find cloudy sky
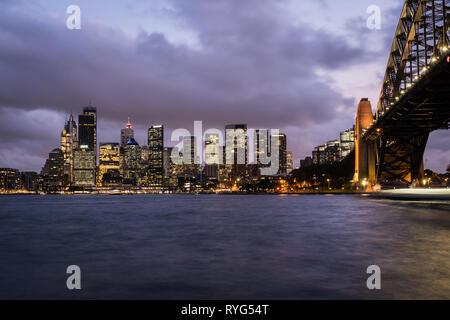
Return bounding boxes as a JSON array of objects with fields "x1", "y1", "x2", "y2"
[{"x1": 0, "y1": 0, "x2": 449, "y2": 172}]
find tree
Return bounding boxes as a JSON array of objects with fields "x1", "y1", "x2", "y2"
[{"x1": 447, "y1": 164, "x2": 450, "y2": 173}]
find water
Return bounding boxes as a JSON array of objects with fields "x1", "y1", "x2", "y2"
[{"x1": 0, "y1": 194, "x2": 449, "y2": 299}]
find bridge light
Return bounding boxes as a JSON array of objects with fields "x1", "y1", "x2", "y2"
[
  {"x1": 431, "y1": 56, "x2": 437, "y2": 63},
  {"x1": 414, "y1": 75, "x2": 419, "y2": 81},
  {"x1": 395, "y1": 96, "x2": 399, "y2": 101},
  {"x1": 442, "y1": 46, "x2": 448, "y2": 52},
  {"x1": 406, "y1": 83, "x2": 412, "y2": 88},
  {"x1": 400, "y1": 90, "x2": 405, "y2": 94}
]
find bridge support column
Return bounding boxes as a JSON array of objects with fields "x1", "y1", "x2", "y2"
[
  {"x1": 354, "y1": 98, "x2": 375, "y2": 188},
  {"x1": 368, "y1": 141, "x2": 377, "y2": 185}
]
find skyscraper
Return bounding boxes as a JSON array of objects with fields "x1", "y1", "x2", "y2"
[
  {"x1": 98, "y1": 143, "x2": 120, "y2": 186},
  {"x1": 120, "y1": 117, "x2": 134, "y2": 148},
  {"x1": 78, "y1": 106, "x2": 97, "y2": 151},
  {"x1": 148, "y1": 125, "x2": 164, "y2": 186},
  {"x1": 225, "y1": 124, "x2": 247, "y2": 178},
  {"x1": 255, "y1": 129, "x2": 270, "y2": 169},
  {"x1": 287, "y1": 151, "x2": 293, "y2": 174},
  {"x1": 122, "y1": 138, "x2": 140, "y2": 185},
  {"x1": 42, "y1": 148, "x2": 65, "y2": 190},
  {"x1": 75, "y1": 106, "x2": 97, "y2": 187},
  {"x1": 73, "y1": 146, "x2": 96, "y2": 187},
  {"x1": 205, "y1": 133, "x2": 220, "y2": 178},
  {"x1": 272, "y1": 133, "x2": 287, "y2": 175},
  {"x1": 60, "y1": 114, "x2": 77, "y2": 185}
]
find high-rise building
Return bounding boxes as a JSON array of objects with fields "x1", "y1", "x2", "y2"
[
  {"x1": 122, "y1": 138, "x2": 140, "y2": 185},
  {"x1": 163, "y1": 147, "x2": 181, "y2": 188},
  {"x1": 255, "y1": 129, "x2": 270, "y2": 166},
  {"x1": 148, "y1": 125, "x2": 164, "y2": 186},
  {"x1": 183, "y1": 136, "x2": 197, "y2": 165},
  {"x1": 182, "y1": 136, "x2": 200, "y2": 177},
  {"x1": 205, "y1": 133, "x2": 220, "y2": 179},
  {"x1": 60, "y1": 114, "x2": 77, "y2": 185},
  {"x1": 0, "y1": 168, "x2": 21, "y2": 191},
  {"x1": 325, "y1": 140, "x2": 340, "y2": 163},
  {"x1": 225, "y1": 124, "x2": 247, "y2": 178},
  {"x1": 287, "y1": 151, "x2": 293, "y2": 174},
  {"x1": 98, "y1": 143, "x2": 120, "y2": 186},
  {"x1": 120, "y1": 117, "x2": 134, "y2": 148},
  {"x1": 21, "y1": 172, "x2": 39, "y2": 191},
  {"x1": 73, "y1": 146, "x2": 96, "y2": 187},
  {"x1": 272, "y1": 133, "x2": 287, "y2": 175},
  {"x1": 78, "y1": 106, "x2": 97, "y2": 151},
  {"x1": 340, "y1": 126, "x2": 355, "y2": 159},
  {"x1": 42, "y1": 148, "x2": 65, "y2": 189}
]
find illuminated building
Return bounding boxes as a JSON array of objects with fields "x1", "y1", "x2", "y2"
[
  {"x1": 42, "y1": 148, "x2": 65, "y2": 189},
  {"x1": 123, "y1": 138, "x2": 140, "y2": 185},
  {"x1": 120, "y1": 117, "x2": 134, "y2": 147},
  {"x1": 73, "y1": 146, "x2": 96, "y2": 187},
  {"x1": 98, "y1": 143, "x2": 120, "y2": 186},
  {"x1": 255, "y1": 129, "x2": 270, "y2": 167},
  {"x1": 272, "y1": 133, "x2": 287, "y2": 175},
  {"x1": 325, "y1": 140, "x2": 340, "y2": 163},
  {"x1": 287, "y1": 151, "x2": 293, "y2": 174},
  {"x1": 340, "y1": 126, "x2": 355, "y2": 159},
  {"x1": 205, "y1": 133, "x2": 220, "y2": 179},
  {"x1": 60, "y1": 114, "x2": 77, "y2": 185},
  {"x1": 164, "y1": 147, "x2": 182, "y2": 188},
  {"x1": 225, "y1": 124, "x2": 247, "y2": 178},
  {"x1": 78, "y1": 106, "x2": 97, "y2": 181},
  {"x1": 78, "y1": 106, "x2": 97, "y2": 151},
  {"x1": 182, "y1": 136, "x2": 200, "y2": 178},
  {"x1": 148, "y1": 125, "x2": 164, "y2": 186},
  {"x1": 0, "y1": 168, "x2": 21, "y2": 191}
]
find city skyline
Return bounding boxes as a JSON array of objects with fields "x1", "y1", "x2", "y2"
[{"x1": 0, "y1": 0, "x2": 449, "y2": 173}]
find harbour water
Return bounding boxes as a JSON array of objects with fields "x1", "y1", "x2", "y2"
[{"x1": 0, "y1": 194, "x2": 449, "y2": 299}]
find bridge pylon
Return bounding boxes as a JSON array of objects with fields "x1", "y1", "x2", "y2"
[{"x1": 354, "y1": 98, "x2": 376, "y2": 188}]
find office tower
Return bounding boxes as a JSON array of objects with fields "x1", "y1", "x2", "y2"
[
  {"x1": 41, "y1": 148, "x2": 64, "y2": 189},
  {"x1": 183, "y1": 136, "x2": 197, "y2": 165},
  {"x1": 0, "y1": 168, "x2": 21, "y2": 191},
  {"x1": 148, "y1": 125, "x2": 164, "y2": 186},
  {"x1": 21, "y1": 172, "x2": 39, "y2": 191},
  {"x1": 163, "y1": 147, "x2": 181, "y2": 188},
  {"x1": 98, "y1": 143, "x2": 120, "y2": 186},
  {"x1": 205, "y1": 133, "x2": 220, "y2": 179},
  {"x1": 325, "y1": 140, "x2": 340, "y2": 163},
  {"x1": 272, "y1": 133, "x2": 287, "y2": 175},
  {"x1": 339, "y1": 126, "x2": 355, "y2": 159},
  {"x1": 225, "y1": 124, "x2": 247, "y2": 178},
  {"x1": 72, "y1": 146, "x2": 96, "y2": 187},
  {"x1": 182, "y1": 136, "x2": 200, "y2": 177},
  {"x1": 255, "y1": 129, "x2": 270, "y2": 166},
  {"x1": 313, "y1": 145, "x2": 326, "y2": 165},
  {"x1": 287, "y1": 151, "x2": 293, "y2": 174},
  {"x1": 78, "y1": 106, "x2": 97, "y2": 151},
  {"x1": 60, "y1": 114, "x2": 78, "y2": 185},
  {"x1": 76, "y1": 106, "x2": 97, "y2": 186},
  {"x1": 121, "y1": 117, "x2": 134, "y2": 147},
  {"x1": 122, "y1": 138, "x2": 140, "y2": 185}
]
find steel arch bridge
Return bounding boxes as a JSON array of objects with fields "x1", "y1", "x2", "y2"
[{"x1": 356, "y1": 0, "x2": 450, "y2": 186}]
